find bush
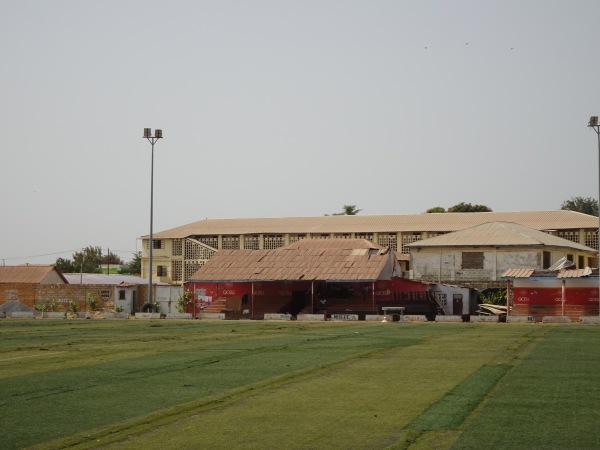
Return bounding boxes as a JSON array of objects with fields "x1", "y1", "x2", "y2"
[
  {"x1": 85, "y1": 293, "x2": 97, "y2": 311},
  {"x1": 69, "y1": 301, "x2": 78, "y2": 314}
]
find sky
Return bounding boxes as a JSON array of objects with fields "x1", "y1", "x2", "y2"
[{"x1": 1, "y1": 0, "x2": 599, "y2": 265}]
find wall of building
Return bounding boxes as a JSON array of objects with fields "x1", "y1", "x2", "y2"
[
  {"x1": 1, "y1": 283, "x2": 37, "y2": 307},
  {"x1": 410, "y1": 247, "x2": 596, "y2": 283}
]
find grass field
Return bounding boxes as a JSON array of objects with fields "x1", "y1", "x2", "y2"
[{"x1": 1, "y1": 319, "x2": 599, "y2": 449}]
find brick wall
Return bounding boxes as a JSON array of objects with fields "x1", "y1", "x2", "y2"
[{"x1": 1, "y1": 283, "x2": 37, "y2": 308}]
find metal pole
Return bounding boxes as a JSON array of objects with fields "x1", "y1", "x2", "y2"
[
  {"x1": 149, "y1": 139, "x2": 154, "y2": 305},
  {"x1": 144, "y1": 128, "x2": 162, "y2": 306},
  {"x1": 590, "y1": 118, "x2": 600, "y2": 316}
]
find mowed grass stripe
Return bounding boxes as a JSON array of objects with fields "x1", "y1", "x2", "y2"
[
  {"x1": 409, "y1": 364, "x2": 511, "y2": 431},
  {"x1": 0, "y1": 321, "x2": 448, "y2": 449},
  {"x1": 69, "y1": 325, "x2": 542, "y2": 450},
  {"x1": 452, "y1": 326, "x2": 600, "y2": 450}
]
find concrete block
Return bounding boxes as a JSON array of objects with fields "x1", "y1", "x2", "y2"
[
  {"x1": 365, "y1": 314, "x2": 384, "y2": 321},
  {"x1": 506, "y1": 315, "x2": 535, "y2": 323},
  {"x1": 579, "y1": 316, "x2": 600, "y2": 324},
  {"x1": 197, "y1": 313, "x2": 225, "y2": 320},
  {"x1": 403, "y1": 315, "x2": 428, "y2": 322},
  {"x1": 104, "y1": 312, "x2": 130, "y2": 319},
  {"x1": 330, "y1": 313, "x2": 359, "y2": 321},
  {"x1": 165, "y1": 313, "x2": 192, "y2": 320},
  {"x1": 9, "y1": 311, "x2": 35, "y2": 319},
  {"x1": 264, "y1": 313, "x2": 291, "y2": 320},
  {"x1": 435, "y1": 315, "x2": 462, "y2": 322},
  {"x1": 42, "y1": 312, "x2": 67, "y2": 319},
  {"x1": 542, "y1": 316, "x2": 571, "y2": 323},
  {"x1": 135, "y1": 312, "x2": 161, "y2": 320},
  {"x1": 470, "y1": 315, "x2": 499, "y2": 323},
  {"x1": 296, "y1": 314, "x2": 325, "y2": 321}
]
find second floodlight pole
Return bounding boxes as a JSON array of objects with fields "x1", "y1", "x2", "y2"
[{"x1": 144, "y1": 128, "x2": 163, "y2": 306}]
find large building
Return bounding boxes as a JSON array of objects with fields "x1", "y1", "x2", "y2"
[{"x1": 141, "y1": 211, "x2": 599, "y2": 285}]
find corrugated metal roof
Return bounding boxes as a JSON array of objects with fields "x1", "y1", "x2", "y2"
[
  {"x1": 147, "y1": 210, "x2": 598, "y2": 239},
  {"x1": 63, "y1": 274, "x2": 167, "y2": 285},
  {"x1": 189, "y1": 239, "x2": 392, "y2": 282},
  {"x1": 557, "y1": 268, "x2": 594, "y2": 278},
  {"x1": 0, "y1": 265, "x2": 67, "y2": 284},
  {"x1": 501, "y1": 268, "x2": 535, "y2": 278},
  {"x1": 406, "y1": 222, "x2": 597, "y2": 252}
]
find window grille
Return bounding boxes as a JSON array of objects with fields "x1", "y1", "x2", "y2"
[
  {"x1": 333, "y1": 233, "x2": 352, "y2": 239},
  {"x1": 244, "y1": 235, "x2": 260, "y2": 250},
  {"x1": 172, "y1": 239, "x2": 182, "y2": 256},
  {"x1": 264, "y1": 235, "x2": 285, "y2": 249},
  {"x1": 157, "y1": 265, "x2": 167, "y2": 277},
  {"x1": 184, "y1": 240, "x2": 216, "y2": 260},
  {"x1": 198, "y1": 236, "x2": 218, "y2": 249},
  {"x1": 184, "y1": 262, "x2": 202, "y2": 281},
  {"x1": 356, "y1": 233, "x2": 374, "y2": 242},
  {"x1": 172, "y1": 260, "x2": 182, "y2": 282},
  {"x1": 557, "y1": 230, "x2": 579, "y2": 243},
  {"x1": 222, "y1": 235, "x2": 240, "y2": 250},
  {"x1": 288, "y1": 234, "x2": 306, "y2": 243},
  {"x1": 401, "y1": 234, "x2": 422, "y2": 254},
  {"x1": 585, "y1": 230, "x2": 598, "y2": 251},
  {"x1": 377, "y1": 233, "x2": 398, "y2": 251}
]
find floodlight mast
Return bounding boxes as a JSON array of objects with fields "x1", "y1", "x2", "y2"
[
  {"x1": 143, "y1": 128, "x2": 163, "y2": 306},
  {"x1": 588, "y1": 116, "x2": 600, "y2": 316}
]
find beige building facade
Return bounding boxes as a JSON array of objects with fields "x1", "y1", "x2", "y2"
[{"x1": 140, "y1": 211, "x2": 600, "y2": 285}]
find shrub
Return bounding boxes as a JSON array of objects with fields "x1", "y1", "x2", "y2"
[
  {"x1": 85, "y1": 293, "x2": 97, "y2": 311},
  {"x1": 69, "y1": 301, "x2": 78, "y2": 314}
]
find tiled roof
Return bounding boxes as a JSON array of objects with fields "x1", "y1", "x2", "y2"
[
  {"x1": 189, "y1": 239, "x2": 392, "y2": 282},
  {"x1": 0, "y1": 265, "x2": 67, "y2": 284},
  {"x1": 406, "y1": 222, "x2": 597, "y2": 252},
  {"x1": 148, "y1": 210, "x2": 598, "y2": 239}
]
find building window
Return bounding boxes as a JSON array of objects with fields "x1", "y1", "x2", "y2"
[
  {"x1": 152, "y1": 240, "x2": 164, "y2": 249},
  {"x1": 543, "y1": 251, "x2": 551, "y2": 269},
  {"x1": 172, "y1": 239, "x2": 182, "y2": 256},
  {"x1": 197, "y1": 236, "x2": 218, "y2": 249},
  {"x1": 157, "y1": 265, "x2": 167, "y2": 277},
  {"x1": 585, "y1": 230, "x2": 598, "y2": 251},
  {"x1": 244, "y1": 235, "x2": 260, "y2": 250},
  {"x1": 264, "y1": 235, "x2": 285, "y2": 250},
  {"x1": 222, "y1": 235, "x2": 240, "y2": 250},
  {"x1": 184, "y1": 261, "x2": 202, "y2": 281},
  {"x1": 377, "y1": 233, "x2": 398, "y2": 251},
  {"x1": 118, "y1": 290, "x2": 126, "y2": 300},
  {"x1": 172, "y1": 260, "x2": 182, "y2": 282},
  {"x1": 434, "y1": 292, "x2": 447, "y2": 306},
  {"x1": 461, "y1": 252, "x2": 484, "y2": 269},
  {"x1": 401, "y1": 234, "x2": 422, "y2": 254},
  {"x1": 578, "y1": 255, "x2": 584, "y2": 268},
  {"x1": 557, "y1": 230, "x2": 579, "y2": 244},
  {"x1": 288, "y1": 234, "x2": 306, "y2": 244},
  {"x1": 334, "y1": 233, "x2": 352, "y2": 239}
]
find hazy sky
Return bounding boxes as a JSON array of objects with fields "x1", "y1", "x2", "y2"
[{"x1": 1, "y1": 0, "x2": 599, "y2": 265}]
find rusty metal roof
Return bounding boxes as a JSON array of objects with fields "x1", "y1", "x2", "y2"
[
  {"x1": 406, "y1": 222, "x2": 597, "y2": 252},
  {"x1": 189, "y1": 239, "x2": 392, "y2": 282},
  {"x1": 502, "y1": 267, "x2": 598, "y2": 279},
  {"x1": 0, "y1": 265, "x2": 68, "y2": 284},
  {"x1": 501, "y1": 268, "x2": 535, "y2": 278},
  {"x1": 147, "y1": 210, "x2": 598, "y2": 239}
]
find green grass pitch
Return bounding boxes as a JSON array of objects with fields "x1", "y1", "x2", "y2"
[{"x1": 0, "y1": 319, "x2": 599, "y2": 449}]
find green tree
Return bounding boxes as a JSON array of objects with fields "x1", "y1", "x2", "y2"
[
  {"x1": 426, "y1": 206, "x2": 446, "y2": 213},
  {"x1": 329, "y1": 205, "x2": 362, "y2": 216},
  {"x1": 123, "y1": 251, "x2": 142, "y2": 275},
  {"x1": 447, "y1": 202, "x2": 493, "y2": 213},
  {"x1": 560, "y1": 196, "x2": 599, "y2": 217},
  {"x1": 101, "y1": 250, "x2": 124, "y2": 265},
  {"x1": 55, "y1": 257, "x2": 76, "y2": 273}
]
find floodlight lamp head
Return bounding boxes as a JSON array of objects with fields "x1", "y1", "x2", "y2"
[
  {"x1": 155, "y1": 129, "x2": 163, "y2": 139},
  {"x1": 143, "y1": 128, "x2": 152, "y2": 138},
  {"x1": 589, "y1": 116, "x2": 598, "y2": 127}
]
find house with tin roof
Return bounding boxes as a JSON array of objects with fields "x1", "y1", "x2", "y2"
[
  {"x1": 141, "y1": 210, "x2": 599, "y2": 285},
  {"x1": 406, "y1": 221, "x2": 598, "y2": 286}
]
